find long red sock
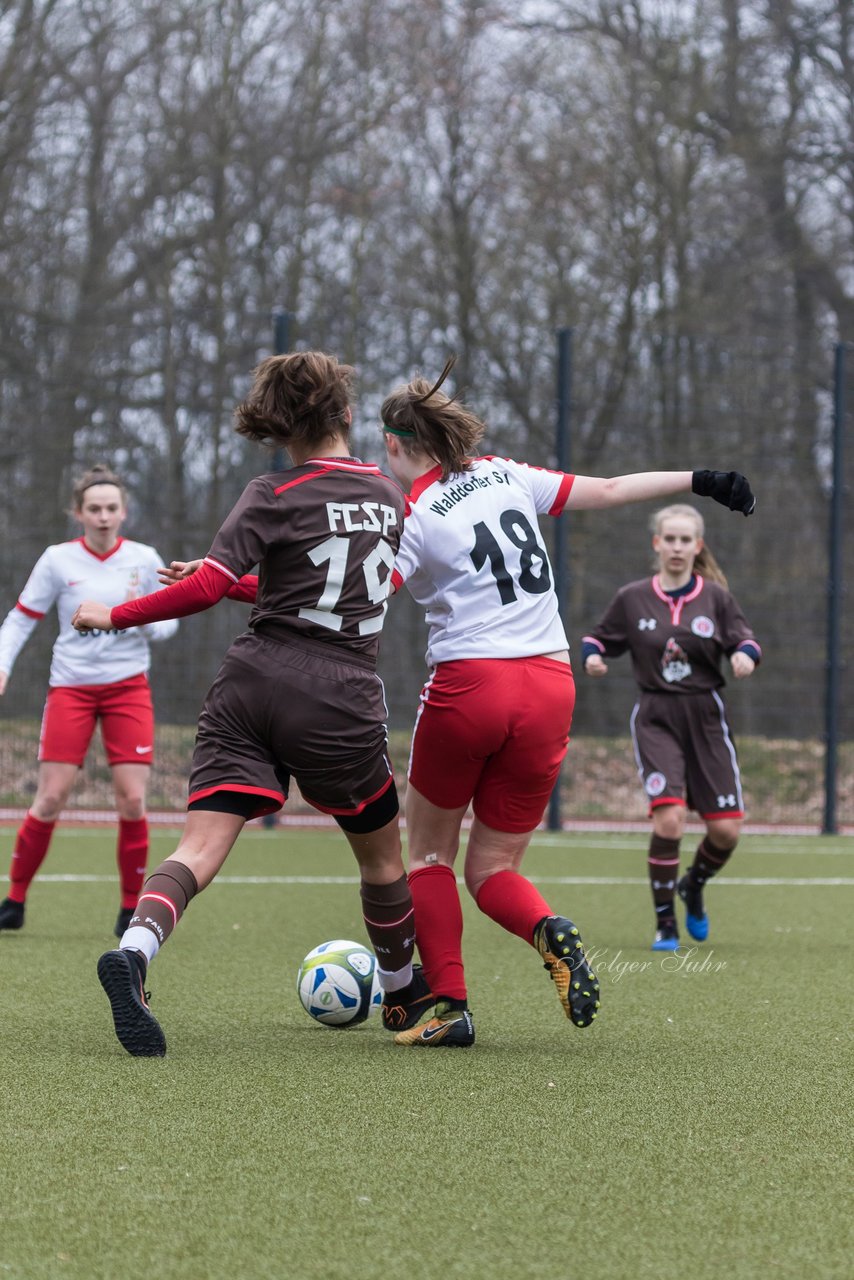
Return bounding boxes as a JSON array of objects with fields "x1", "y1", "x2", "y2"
[
  {"x1": 408, "y1": 864, "x2": 467, "y2": 1001},
  {"x1": 8, "y1": 813, "x2": 56, "y2": 903},
  {"x1": 117, "y1": 817, "x2": 149, "y2": 909},
  {"x1": 475, "y1": 869, "x2": 554, "y2": 945}
]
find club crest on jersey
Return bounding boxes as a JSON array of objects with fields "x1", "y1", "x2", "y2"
[
  {"x1": 691, "y1": 615, "x2": 715, "y2": 638},
  {"x1": 661, "y1": 636, "x2": 692, "y2": 684},
  {"x1": 645, "y1": 772, "x2": 667, "y2": 797},
  {"x1": 638, "y1": 618, "x2": 657, "y2": 631}
]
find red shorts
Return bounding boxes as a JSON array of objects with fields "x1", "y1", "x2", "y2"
[
  {"x1": 39, "y1": 674, "x2": 155, "y2": 767},
  {"x1": 408, "y1": 657, "x2": 575, "y2": 833}
]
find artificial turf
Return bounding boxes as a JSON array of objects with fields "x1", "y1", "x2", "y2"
[{"x1": 0, "y1": 828, "x2": 851, "y2": 1280}]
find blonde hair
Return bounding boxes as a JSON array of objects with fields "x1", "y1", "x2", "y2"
[{"x1": 651, "y1": 503, "x2": 728, "y2": 587}]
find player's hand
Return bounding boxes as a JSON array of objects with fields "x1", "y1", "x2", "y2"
[
  {"x1": 691, "y1": 470, "x2": 756, "y2": 516},
  {"x1": 584, "y1": 655, "x2": 608, "y2": 677},
  {"x1": 0, "y1": 671, "x2": 8, "y2": 696},
  {"x1": 72, "y1": 601, "x2": 113, "y2": 633},
  {"x1": 730, "y1": 651, "x2": 755, "y2": 679},
  {"x1": 157, "y1": 558, "x2": 203, "y2": 586}
]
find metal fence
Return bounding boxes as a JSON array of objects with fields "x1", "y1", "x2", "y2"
[{"x1": 0, "y1": 331, "x2": 850, "y2": 830}]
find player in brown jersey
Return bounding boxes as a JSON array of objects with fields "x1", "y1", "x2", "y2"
[
  {"x1": 72, "y1": 352, "x2": 419, "y2": 1057},
  {"x1": 582, "y1": 503, "x2": 761, "y2": 951}
]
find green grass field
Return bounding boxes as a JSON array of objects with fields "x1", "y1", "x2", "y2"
[{"x1": 1, "y1": 828, "x2": 851, "y2": 1280}]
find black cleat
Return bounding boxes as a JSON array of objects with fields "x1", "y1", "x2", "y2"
[
  {"x1": 97, "y1": 949, "x2": 166, "y2": 1057},
  {"x1": 114, "y1": 906, "x2": 134, "y2": 939},
  {"x1": 534, "y1": 915, "x2": 601, "y2": 1028},
  {"x1": 381, "y1": 964, "x2": 434, "y2": 1031},
  {"x1": 0, "y1": 897, "x2": 25, "y2": 931}
]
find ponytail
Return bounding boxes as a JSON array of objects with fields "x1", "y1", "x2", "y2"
[{"x1": 381, "y1": 356, "x2": 485, "y2": 483}]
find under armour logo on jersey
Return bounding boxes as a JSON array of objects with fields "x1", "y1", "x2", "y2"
[
  {"x1": 717, "y1": 794, "x2": 737, "y2": 808},
  {"x1": 638, "y1": 618, "x2": 657, "y2": 630}
]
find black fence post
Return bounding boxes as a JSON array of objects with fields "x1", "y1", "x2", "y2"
[
  {"x1": 822, "y1": 342, "x2": 847, "y2": 835},
  {"x1": 263, "y1": 309, "x2": 293, "y2": 830},
  {"x1": 547, "y1": 326, "x2": 573, "y2": 832}
]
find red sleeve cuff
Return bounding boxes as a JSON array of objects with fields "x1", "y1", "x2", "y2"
[
  {"x1": 111, "y1": 561, "x2": 233, "y2": 628},
  {"x1": 548, "y1": 472, "x2": 575, "y2": 516}
]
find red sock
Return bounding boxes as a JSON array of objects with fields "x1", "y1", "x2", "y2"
[
  {"x1": 117, "y1": 818, "x2": 149, "y2": 909},
  {"x1": 408, "y1": 864, "x2": 467, "y2": 1001},
  {"x1": 476, "y1": 869, "x2": 554, "y2": 945},
  {"x1": 8, "y1": 813, "x2": 56, "y2": 903}
]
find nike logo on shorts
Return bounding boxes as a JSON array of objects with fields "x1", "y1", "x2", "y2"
[{"x1": 135, "y1": 745, "x2": 153, "y2": 755}]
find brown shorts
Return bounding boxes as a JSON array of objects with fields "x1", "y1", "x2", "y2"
[
  {"x1": 629, "y1": 689, "x2": 744, "y2": 820},
  {"x1": 188, "y1": 631, "x2": 394, "y2": 819}
]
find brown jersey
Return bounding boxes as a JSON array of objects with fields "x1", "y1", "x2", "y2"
[
  {"x1": 205, "y1": 458, "x2": 405, "y2": 663},
  {"x1": 583, "y1": 575, "x2": 759, "y2": 694}
]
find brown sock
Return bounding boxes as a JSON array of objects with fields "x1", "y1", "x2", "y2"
[
  {"x1": 648, "y1": 834, "x2": 680, "y2": 928},
  {"x1": 360, "y1": 875, "x2": 415, "y2": 982},
  {"x1": 127, "y1": 859, "x2": 199, "y2": 949},
  {"x1": 689, "y1": 836, "x2": 733, "y2": 887}
]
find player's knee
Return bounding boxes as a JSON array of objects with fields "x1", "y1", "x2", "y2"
[
  {"x1": 707, "y1": 819, "x2": 740, "y2": 851},
  {"x1": 652, "y1": 805, "x2": 684, "y2": 841},
  {"x1": 114, "y1": 791, "x2": 146, "y2": 821},
  {"x1": 31, "y1": 794, "x2": 65, "y2": 822},
  {"x1": 31, "y1": 785, "x2": 73, "y2": 822}
]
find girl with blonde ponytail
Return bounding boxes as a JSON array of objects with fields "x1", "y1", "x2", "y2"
[{"x1": 582, "y1": 503, "x2": 761, "y2": 951}]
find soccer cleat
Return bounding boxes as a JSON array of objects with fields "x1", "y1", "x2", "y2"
[
  {"x1": 381, "y1": 964, "x2": 434, "y2": 1031},
  {"x1": 652, "y1": 924, "x2": 681, "y2": 951},
  {"x1": 114, "y1": 906, "x2": 134, "y2": 939},
  {"x1": 393, "y1": 1001, "x2": 475, "y2": 1048},
  {"x1": 0, "y1": 897, "x2": 25, "y2": 931},
  {"x1": 534, "y1": 915, "x2": 601, "y2": 1028},
  {"x1": 97, "y1": 949, "x2": 166, "y2": 1057},
  {"x1": 677, "y1": 874, "x2": 709, "y2": 941}
]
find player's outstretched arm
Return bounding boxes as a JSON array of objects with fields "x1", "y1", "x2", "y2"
[{"x1": 564, "y1": 470, "x2": 755, "y2": 516}]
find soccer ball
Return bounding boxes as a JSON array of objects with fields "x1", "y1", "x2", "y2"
[{"x1": 296, "y1": 939, "x2": 383, "y2": 1028}]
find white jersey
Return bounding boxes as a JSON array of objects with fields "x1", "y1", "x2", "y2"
[
  {"x1": 0, "y1": 537, "x2": 178, "y2": 688},
  {"x1": 391, "y1": 456, "x2": 574, "y2": 666}
]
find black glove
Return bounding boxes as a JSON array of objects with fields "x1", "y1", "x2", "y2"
[{"x1": 691, "y1": 470, "x2": 756, "y2": 516}]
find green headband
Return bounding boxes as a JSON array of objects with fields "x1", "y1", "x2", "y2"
[{"x1": 382, "y1": 424, "x2": 415, "y2": 437}]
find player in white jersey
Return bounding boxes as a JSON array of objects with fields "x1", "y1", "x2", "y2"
[
  {"x1": 0, "y1": 465, "x2": 178, "y2": 937},
  {"x1": 378, "y1": 358, "x2": 756, "y2": 1047}
]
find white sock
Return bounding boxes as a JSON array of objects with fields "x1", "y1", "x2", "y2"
[
  {"x1": 377, "y1": 962, "x2": 413, "y2": 994},
  {"x1": 120, "y1": 925, "x2": 159, "y2": 965}
]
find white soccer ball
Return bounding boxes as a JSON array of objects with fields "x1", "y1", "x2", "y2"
[{"x1": 296, "y1": 939, "x2": 383, "y2": 1028}]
